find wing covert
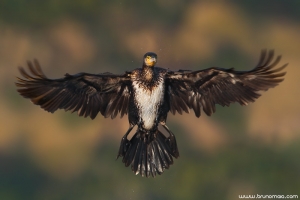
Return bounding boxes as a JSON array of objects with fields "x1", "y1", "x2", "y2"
[
  {"x1": 166, "y1": 50, "x2": 287, "y2": 117},
  {"x1": 15, "y1": 60, "x2": 132, "y2": 119}
]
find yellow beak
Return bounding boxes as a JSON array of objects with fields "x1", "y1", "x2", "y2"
[{"x1": 145, "y1": 56, "x2": 156, "y2": 67}]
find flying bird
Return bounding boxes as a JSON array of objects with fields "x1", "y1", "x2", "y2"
[{"x1": 16, "y1": 50, "x2": 287, "y2": 177}]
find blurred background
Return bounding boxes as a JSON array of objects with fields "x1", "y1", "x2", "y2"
[{"x1": 0, "y1": 0, "x2": 300, "y2": 199}]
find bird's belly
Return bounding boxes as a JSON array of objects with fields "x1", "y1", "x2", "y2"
[{"x1": 133, "y1": 81, "x2": 164, "y2": 130}]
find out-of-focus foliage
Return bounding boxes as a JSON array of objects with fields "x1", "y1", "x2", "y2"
[{"x1": 0, "y1": 0, "x2": 299, "y2": 199}]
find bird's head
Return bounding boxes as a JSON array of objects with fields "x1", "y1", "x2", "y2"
[{"x1": 143, "y1": 52, "x2": 157, "y2": 67}]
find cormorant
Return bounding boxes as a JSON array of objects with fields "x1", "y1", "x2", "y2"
[{"x1": 15, "y1": 50, "x2": 287, "y2": 177}]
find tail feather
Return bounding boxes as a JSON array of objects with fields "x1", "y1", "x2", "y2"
[
  {"x1": 132, "y1": 136, "x2": 143, "y2": 173},
  {"x1": 156, "y1": 133, "x2": 174, "y2": 165},
  {"x1": 118, "y1": 129, "x2": 179, "y2": 177}
]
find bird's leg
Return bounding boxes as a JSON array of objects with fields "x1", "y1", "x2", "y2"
[
  {"x1": 161, "y1": 122, "x2": 179, "y2": 158},
  {"x1": 117, "y1": 124, "x2": 135, "y2": 159}
]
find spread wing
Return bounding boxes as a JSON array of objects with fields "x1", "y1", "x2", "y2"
[
  {"x1": 166, "y1": 50, "x2": 287, "y2": 117},
  {"x1": 16, "y1": 60, "x2": 132, "y2": 119}
]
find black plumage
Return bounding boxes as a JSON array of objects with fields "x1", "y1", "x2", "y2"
[{"x1": 16, "y1": 50, "x2": 286, "y2": 177}]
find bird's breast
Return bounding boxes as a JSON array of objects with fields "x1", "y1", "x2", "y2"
[{"x1": 132, "y1": 79, "x2": 165, "y2": 130}]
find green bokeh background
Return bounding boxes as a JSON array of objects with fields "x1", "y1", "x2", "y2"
[{"x1": 0, "y1": 1, "x2": 299, "y2": 199}]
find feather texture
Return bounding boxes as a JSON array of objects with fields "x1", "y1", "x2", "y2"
[
  {"x1": 15, "y1": 60, "x2": 132, "y2": 119},
  {"x1": 119, "y1": 129, "x2": 179, "y2": 177},
  {"x1": 166, "y1": 50, "x2": 287, "y2": 117}
]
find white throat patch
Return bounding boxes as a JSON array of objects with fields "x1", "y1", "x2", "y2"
[{"x1": 132, "y1": 81, "x2": 164, "y2": 130}]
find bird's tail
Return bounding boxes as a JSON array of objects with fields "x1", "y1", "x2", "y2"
[{"x1": 117, "y1": 129, "x2": 179, "y2": 177}]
